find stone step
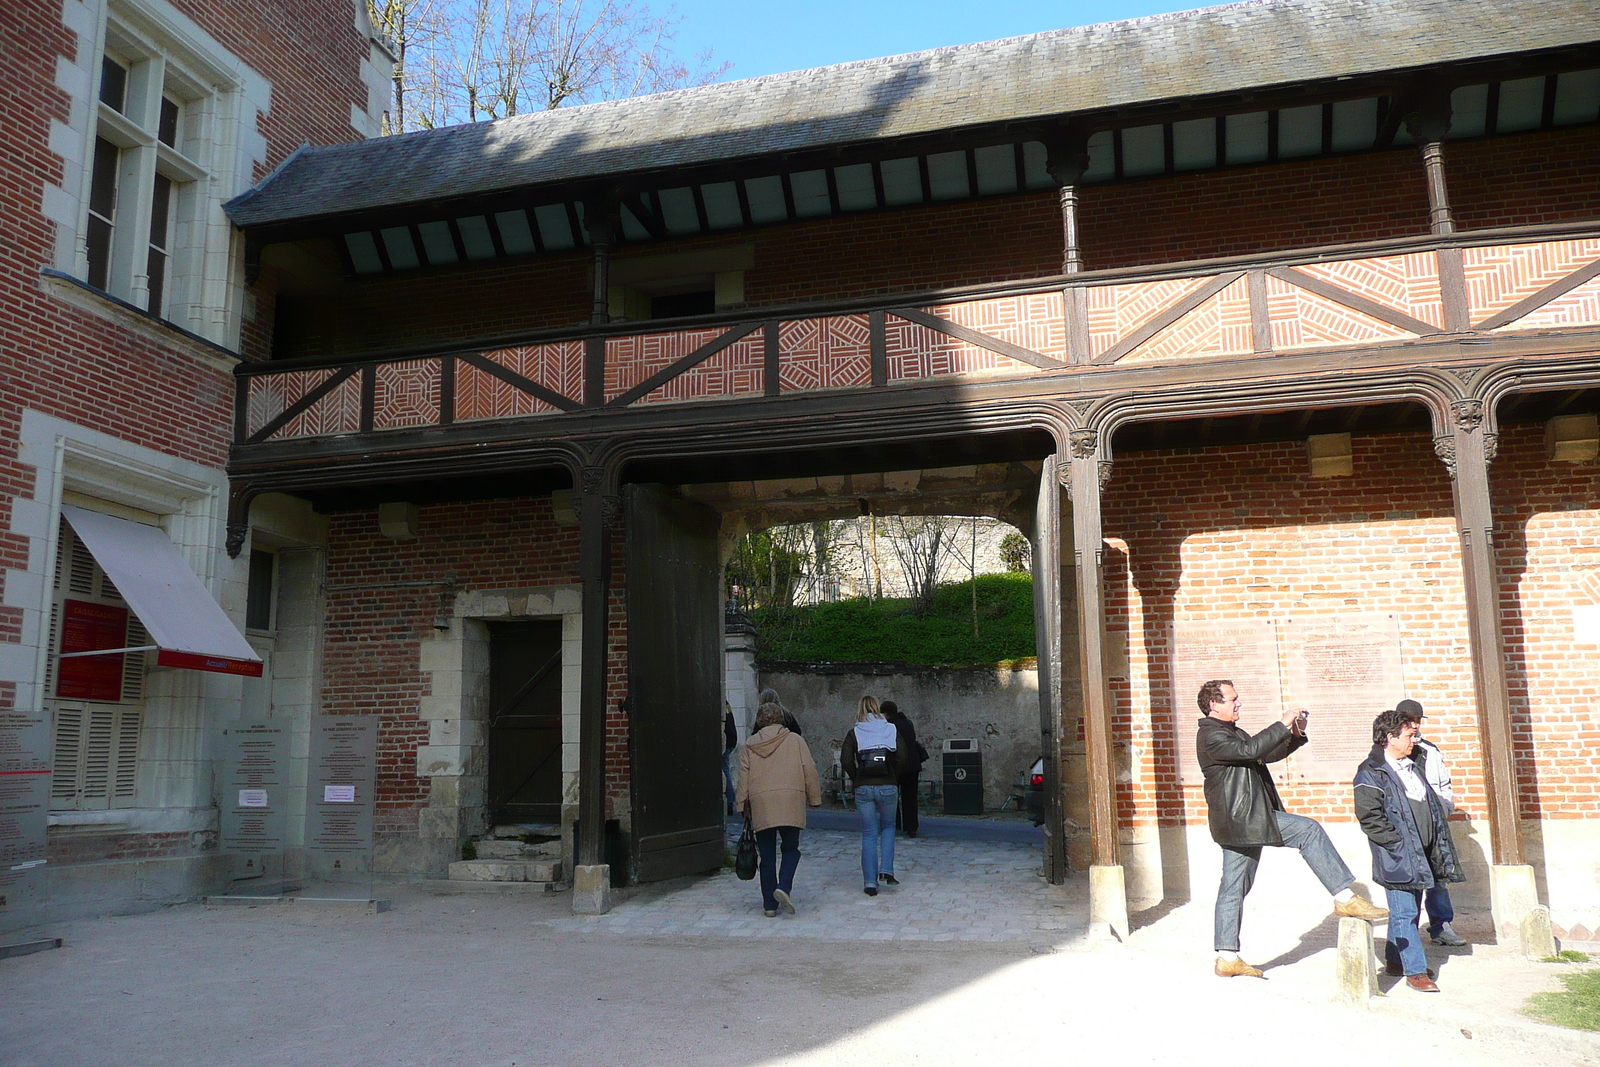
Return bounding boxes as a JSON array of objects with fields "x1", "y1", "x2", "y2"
[
  {"x1": 489, "y1": 823, "x2": 560, "y2": 840},
  {"x1": 448, "y1": 859, "x2": 563, "y2": 883},
  {"x1": 473, "y1": 838, "x2": 561, "y2": 860}
]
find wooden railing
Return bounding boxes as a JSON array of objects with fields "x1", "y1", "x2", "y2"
[{"x1": 235, "y1": 224, "x2": 1600, "y2": 445}]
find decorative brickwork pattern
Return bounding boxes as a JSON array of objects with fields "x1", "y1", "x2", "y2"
[
  {"x1": 247, "y1": 367, "x2": 335, "y2": 437},
  {"x1": 883, "y1": 318, "x2": 1038, "y2": 382},
  {"x1": 1087, "y1": 277, "x2": 1208, "y2": 360},
  {"x1": 457, "y1": 341, "x2": 584, "y2": 419},
  {"x1": 608, "y1": 329, "x2": 765, "y2": 406},
  {"x1": 778, "y1": 315, "x2": 873, "y2": 392},
  {"x1": 373, "y1": 360, "x2": 440, "y2": 430},
  {"x1": 1464, "y1": 238, "x2": 1600, "y2": 325},
  {"x1": 1297, "y1": 251, "x2": 1446, "y2": 330},
  {"x1": 1118, "y1": 276, "x2": 1254, "y2": 364},
  {"x1": 1265, "y1": 273, "x2": 1414, "y2": 348}
]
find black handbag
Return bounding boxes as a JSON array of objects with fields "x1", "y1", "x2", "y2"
[{"x1": 735, "y1": 815, "x2": 758, "y2": 880}]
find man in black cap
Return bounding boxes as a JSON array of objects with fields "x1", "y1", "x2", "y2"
[{"x1": 1396, "y1": 699, "x2": 1468, "y2": 947}]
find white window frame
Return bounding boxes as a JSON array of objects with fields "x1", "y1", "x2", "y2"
[{"x1": 48, "y1": 0, "x2": 272, "y2": 350}]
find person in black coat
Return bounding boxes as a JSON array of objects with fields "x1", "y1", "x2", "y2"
[
  {"x1": 1196, "y1": 679, "x2": 1387, "y2": 978},
  {"x1": 1354, "y1": 708, "x2": 1464, "y2": 992},
  {"x1": 881, "y1": 700, "x2": 925, "y2": 837}
]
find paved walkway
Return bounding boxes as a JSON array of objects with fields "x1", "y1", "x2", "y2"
[{"x1": 551, "y1": 826, "x2": 1085, "y2": 943}]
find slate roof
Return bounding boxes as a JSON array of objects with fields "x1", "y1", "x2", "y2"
[{"x1": 226, "y1": 0, "x2": 1600, "y2": 229}]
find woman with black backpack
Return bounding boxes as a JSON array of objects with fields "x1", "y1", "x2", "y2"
[{"x1": 841, "y1": 695, "x2": 909, "y2": 896}]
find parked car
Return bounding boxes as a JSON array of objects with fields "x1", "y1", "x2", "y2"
[{"x1": 1025, "y1": 758, "x2": 1045, "y2": 824}]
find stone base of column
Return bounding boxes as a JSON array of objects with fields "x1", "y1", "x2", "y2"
[
  {"x1": 1089, "y1": 864, "x2": 1129, "y2": 942},
  {"x1": 572, "y1": 864, "x2": 613, "y2": 915},
  {"x1": 1336, "y1": 916, "x2": 1379, "y2": 1005},
  {"x1": 1490, "y1": 863, "x2": 1555, "y2": 957}
]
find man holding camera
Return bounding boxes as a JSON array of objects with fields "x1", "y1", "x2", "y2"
[{"x1": 1197, "y1": 680, "x2": 1388, "y2": 978}]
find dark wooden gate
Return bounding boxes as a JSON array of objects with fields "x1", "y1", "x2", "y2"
[
  {"x1": 625, "y1": 483, "x2": 725, "y2": 882},
  {"x1": 486, "y1": 619, "x2": 563, "y2": 823}
]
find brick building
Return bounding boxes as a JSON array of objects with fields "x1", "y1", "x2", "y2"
[
  {"x1": 6, "y1": 0, "x2": 1599, "y2": 947},
  {"x1": 0, "y1": 0, "x2": 390, "y2": 928}
]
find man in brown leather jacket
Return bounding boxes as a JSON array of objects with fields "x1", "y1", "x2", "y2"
[{"x1": 1197, "y1": 679, "x2": 1387, "y2": 978}]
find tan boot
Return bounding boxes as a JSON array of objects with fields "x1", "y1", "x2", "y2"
[
  {"x1": 1214, "y1": 957, "x2": 1265, "y2": 978},
  {"x1": 1333, "y1": 894, "x2": 1388, "y2": 921}
]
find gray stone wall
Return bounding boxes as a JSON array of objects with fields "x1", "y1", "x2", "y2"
[{"x1": 756, "y1": 665, "x2": 1041, "y2": 812}]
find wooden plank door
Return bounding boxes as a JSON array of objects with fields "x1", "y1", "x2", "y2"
[{"x1": 625, "y1": 483, "x2": 725, "y2": 882}]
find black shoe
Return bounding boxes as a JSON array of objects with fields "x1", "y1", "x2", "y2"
[
  {"x1": 864, "y1": 886, "x2": 878, "y2": 897},
  {"x1": 881, "y1": 874, "x2": 899, "y2": 886}
]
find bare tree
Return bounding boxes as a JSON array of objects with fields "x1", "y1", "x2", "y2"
[
  {"x1": 879, "y1": 515, "x2": 963, "y2": 615},
  {"x1": 373, "y1": 0, "x2": 729, "y2": 132}
]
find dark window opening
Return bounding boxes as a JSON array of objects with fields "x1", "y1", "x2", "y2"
[
  {"x1": 245, "y1": 549, "x2": 275, "y2": 631},
  {"x1": 86, "y1": 137, "x2": 120, "y2": 290},
  {"x1": 158, "y1": 97, "x2": 179, "y2": 147},
  {"x1": 650, "y1": 290, "x2": 715, "y2": 318},
  {"x1": 146, "y1": 173, "x2": 172, "y2": 314},
  {"x1": 99, "y1": 56, "x2": 127, "y2": 112}
]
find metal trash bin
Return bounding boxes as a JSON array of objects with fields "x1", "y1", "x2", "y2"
[{"x1": 942, "y1": 739, "x2": 983, "y2": 815}]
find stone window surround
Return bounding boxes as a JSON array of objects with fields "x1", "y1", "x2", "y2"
[
  {"x1": 413, "y1": 585, "x2": 582, "y2": 874},
  {"x1": 8, "y1": 409, "x2": 236, "y2": 834},
  {"x1": 46, "y1": 0, "x2": 272, "y2": 350}
]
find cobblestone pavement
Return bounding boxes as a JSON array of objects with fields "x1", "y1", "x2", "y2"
[{"x1": 551, "y1": 827, "x2": 1086, "y2": 943}]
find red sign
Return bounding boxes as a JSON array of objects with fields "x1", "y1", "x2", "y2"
[
  {"x1": 57, "y1": 599, "x2": 128, "y2": 701},
  {"x1": 155, "y1": 649, "x2": 263, "y2": 677}
]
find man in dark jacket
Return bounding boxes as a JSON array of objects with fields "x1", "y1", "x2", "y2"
[
  {"x1": 1197, "y1": 679, "x2": 1387, "y2": 978},
  {"x1": 881, "y1": 700, "x2": 925, "y2": 837},
  {"x1": 1354, "y1": 708, "x2": 1464, "y2": 993}
]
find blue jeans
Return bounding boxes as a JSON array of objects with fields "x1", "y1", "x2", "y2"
[
  {"x1": 1214, "y1": 810, "x2": 1355, "y2": 952},
  {"x1": 855, "y1": 784, "x2": 898, "y2": 887},
  {"x1": 755, "y1": 826, "x2": 800, "y2": 911},
  {"x1": 1423, "y1": 884, "x2": 1454, "y2": 936},
  {"x1": 1385, "y1": 887, "x2": 1428, "y2": 976}
]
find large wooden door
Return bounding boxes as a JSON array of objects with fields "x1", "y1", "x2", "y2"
[
  {"x1": 625, "y1": 483, "x2": 725, "y2": 882},
  {"x1": 486, "y1": 620, "x2": 563, "y2": 823}
]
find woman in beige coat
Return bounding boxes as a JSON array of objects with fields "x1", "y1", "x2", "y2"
[{"x1": 736, "y1": 702, "x2": 822, "y2": 917}]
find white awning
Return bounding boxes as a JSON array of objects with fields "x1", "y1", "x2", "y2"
[{"x1": 61, "y1": 506, "x2": 262, "y2": 677}]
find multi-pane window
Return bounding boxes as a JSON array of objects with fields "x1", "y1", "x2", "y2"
[{"x1": 84, "y1": 32, "x2": 210, "y2": 321}]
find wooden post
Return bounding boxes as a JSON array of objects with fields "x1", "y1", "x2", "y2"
[
  {"x1": 576, "y1": 465, "x2": 615, "y2": 873},
  {"x1": 1044, "y1": 130, "x2": 1091, "y2": 275},
  {"x1": 1435, "y1": 401, "x2": 1522, "y2": 867},
  {"x1": 585, "y1": 197, "x2": 617, "y2": 325},
  {"x1": 1066, "y1": 428, "x2": 1126, "y2": 938},
  {"x1": 1033, "y1": 455, "x2": 1069, "y2": 884},
  {"x1": 1403, "y1": 90, "x2": 1456, "y2": 236}
]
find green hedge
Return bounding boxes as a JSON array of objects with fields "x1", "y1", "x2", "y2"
[{"x1": 750, "y1": 572, "x2": 1036, "y2": 665}]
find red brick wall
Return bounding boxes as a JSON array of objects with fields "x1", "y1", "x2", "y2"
[
  {"x1": 1, "y1": 0, "x2": 377, "y2": 717},
  {"x1": 320, "y1": 497, "x2": 633, "y2": 828},
  {"x1": 268, "y1": 126, "x2": 1599, "y2": 361},
  {"x1": 1100, "y1": 423, "x2": 1599, "y2": 833}
]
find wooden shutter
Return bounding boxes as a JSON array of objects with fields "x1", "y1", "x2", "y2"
[{"x1": 48, "y1": 515, "x2": 148, "y2": 810}]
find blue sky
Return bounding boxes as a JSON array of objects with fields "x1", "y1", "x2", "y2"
[{"x1": 666, "y1": 1, "x2": 1206, "y2": 81}]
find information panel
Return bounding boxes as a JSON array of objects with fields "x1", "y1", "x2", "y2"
[
  {"x1": 1171, "y1": 619, "x2": 1283, "y2": 785},
  {"x1": 305, "y1": 717, "x2": 375, "y2": 882},
  {"x1": 1282, "y1": 613, "x2": 1405, "y2": 780},
  {"x1": 0, "y1": 699, "x2": 51, "y2": 934},
  {"x1": 218, "y1": 721, "x2": 287, "y2": 884}
]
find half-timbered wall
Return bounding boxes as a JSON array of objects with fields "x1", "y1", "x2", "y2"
[{"x1": 262, "y1": 124, "x2": 1599, "y2": 363}]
